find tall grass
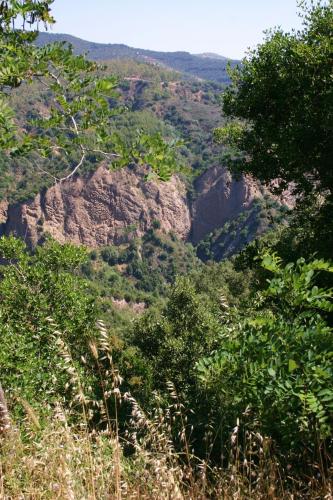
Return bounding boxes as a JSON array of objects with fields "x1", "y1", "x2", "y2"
[{"x1": 0, "y1": 323, "x2": 332, "y2": 499}]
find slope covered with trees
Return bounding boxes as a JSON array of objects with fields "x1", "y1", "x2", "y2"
[{"x1": 0, "y1": 57, "x2": 224, "y2": 202}]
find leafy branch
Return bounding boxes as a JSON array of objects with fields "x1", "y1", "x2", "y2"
[{"x1": 0, "y1": 1, "x2": 182, "y2": 182}]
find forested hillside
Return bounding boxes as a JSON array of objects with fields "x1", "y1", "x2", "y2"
[
  {"x1": 0, "y1": 1, "x2": 332, "y2": 499},
  {"x1": 0, "y1": 58, "x2": 223, "y2": 202},
  {"x1": 0, "y1": 56, "x2": 289, "y2": 260}
]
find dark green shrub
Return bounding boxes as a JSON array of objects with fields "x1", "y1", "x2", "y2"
[
  {"x1": 90, "y1": 250, "x2": 97, "y2": 261},
  {"x1": 101, "y1": 246, "x2": 119, "y2": 266}
]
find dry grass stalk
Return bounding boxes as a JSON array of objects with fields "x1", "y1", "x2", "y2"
[{"x1": 0, "y1": 384, "x2": 10, "y2": 435}]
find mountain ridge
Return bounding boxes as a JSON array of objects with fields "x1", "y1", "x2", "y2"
[
  {"x1": 37, "y1": 32, "x2": 239, "y2": 83},
  {"x1": 195, "y1": 52, "x2": 228, "y2": 60}
]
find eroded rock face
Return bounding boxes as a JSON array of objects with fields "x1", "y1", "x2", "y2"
[
  {"x1": 4, "y1": 165, "x2": 191, "y2": 247},
  {"x1": 1, "y1": 164, "x2": 292, "y2": 248},
  {"x1": 191, "y1": 167, "x2": 262, "y2": 244}
]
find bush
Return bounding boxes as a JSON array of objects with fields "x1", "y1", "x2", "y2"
[
  {"x1": 152, "y1": 219, "x2": 161, "y2": 229},
  {"x1": 90, "y1": 250, "x2": 97, "y2": 261},
  {"x1": 0, "y1": 237, "x2": 98, "y2": 412},
  {"x1": 101, "y1": 246, "x2": 119, "y2": 266},
  {"x1": 197, "y1": 253, "x2": 333, "y2": 467}
]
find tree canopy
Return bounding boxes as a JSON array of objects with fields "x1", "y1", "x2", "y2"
[{"x1": 215, "y1": 1, "x2": 333, "y2": 197}]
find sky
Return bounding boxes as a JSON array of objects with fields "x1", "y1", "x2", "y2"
[{"x1": 46, "y1": 0, "x2": 303, "y2": 60}]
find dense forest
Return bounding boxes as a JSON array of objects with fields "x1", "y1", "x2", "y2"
[{"x1": 0, "y1": 1, "x2": 332, "y2": 498}]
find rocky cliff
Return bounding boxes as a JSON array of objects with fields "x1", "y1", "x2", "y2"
[
  {"x1": 191, "y1": 167, "x2": 262, "y2": 244},
  {"x1": 0, "y1": 164, "x2": 289, "y2": 249},
  {"x1": 2, "y1": 165, "x2": 190, "y2": 247}
]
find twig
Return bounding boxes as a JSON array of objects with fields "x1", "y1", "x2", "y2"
[{"x1": 58, "y1": 152, "x2": 86, "y2": 182}]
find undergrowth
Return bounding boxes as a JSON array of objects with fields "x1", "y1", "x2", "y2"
[{"x1": 1, "y1": 321, "x2": 332, "y2": 500}]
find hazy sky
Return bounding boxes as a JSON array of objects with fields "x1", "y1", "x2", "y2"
[{"x1": 47, "y1": 0, "x2": 303, "y2": 59}]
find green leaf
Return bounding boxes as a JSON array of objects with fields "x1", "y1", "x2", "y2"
[{"x1": 288, "y1": 359, "x2": 298, "y2": 372}]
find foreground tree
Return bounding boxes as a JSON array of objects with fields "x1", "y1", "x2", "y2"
[{"x1": 215, "y1": 0, "x2": 333, "y2": 197}]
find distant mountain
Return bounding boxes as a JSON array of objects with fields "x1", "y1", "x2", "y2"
[{"x1": 37, "y1": 33, "x2": 239, "y2": 83}]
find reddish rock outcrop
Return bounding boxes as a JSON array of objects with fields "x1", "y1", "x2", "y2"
[
  {"x1": 191, "y1": 167, "x2": 262, "y2": 244},
  {"x1": 4, "y1": 165, "x2": 191, "y2": 247},
  {"x1": 0, "y1": 200, "x2": 8, "y2": 225},
  {"x1": 1, "y1": 164, "x2": 293, "y2": 249},
  {"x1": 0, "y1": 382, "x2": 10, "y2": 433}
]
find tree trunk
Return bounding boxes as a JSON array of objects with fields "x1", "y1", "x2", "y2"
[{"x1": 0, "y1": 383, "x2": 10, "y2": 433}]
